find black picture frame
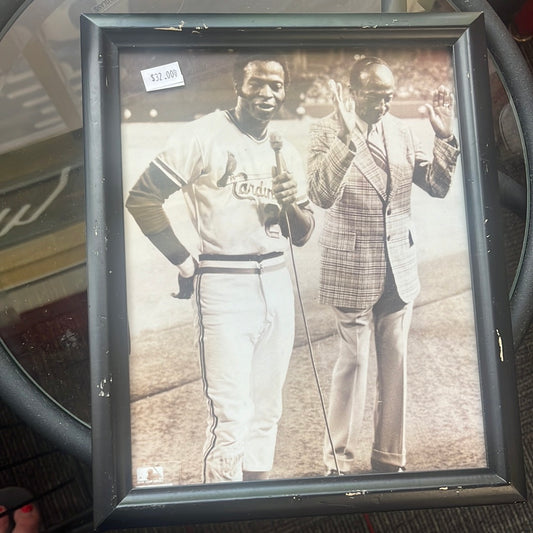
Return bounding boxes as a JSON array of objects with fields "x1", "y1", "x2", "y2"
[{"x1": 80, "y1": 12, "x2": 524, "y2": 531}]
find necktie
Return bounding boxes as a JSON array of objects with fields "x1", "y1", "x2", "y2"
[{"x1": 367, "y1": 124, "x2": 388, "y2": 173}]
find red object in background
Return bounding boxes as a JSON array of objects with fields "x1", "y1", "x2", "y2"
[{"x1": 514, "y1": 0, "x2": 533, "y2": 37}]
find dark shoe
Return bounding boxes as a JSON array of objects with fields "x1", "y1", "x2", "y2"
[
  {"x1": 326, "y1": 469, "x2": 347, "y2": 476},
  {"x1": 371, "y1": 459, "x2": 405, "y2": 473}
]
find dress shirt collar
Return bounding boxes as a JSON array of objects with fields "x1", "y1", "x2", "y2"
[{"x1": 354, "y1": 111, "x2": 382, "y2": 138}]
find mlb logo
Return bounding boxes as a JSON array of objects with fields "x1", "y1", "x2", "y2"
[{"x1": 136, "y1": 466, "x2": 164, "y2": 485}]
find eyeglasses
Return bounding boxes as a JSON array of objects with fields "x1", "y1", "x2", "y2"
[{"x1": 355, "y1": 90, "x2": 394, "y2": 105}]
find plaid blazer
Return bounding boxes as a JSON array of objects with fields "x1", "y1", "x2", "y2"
[{"x1": 307, "y1": 112, "x2": 459, "y2": 310}]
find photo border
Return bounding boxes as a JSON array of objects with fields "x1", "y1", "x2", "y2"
[{"x1": 80, "y1": 12, "x2": 524, "y2": 530}]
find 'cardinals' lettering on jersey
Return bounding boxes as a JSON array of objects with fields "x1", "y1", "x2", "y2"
[{"x1": 153, "y1": 110, "x2": 307, "y2": 255}]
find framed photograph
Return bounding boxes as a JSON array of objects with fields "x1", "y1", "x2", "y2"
[{"x1": 81, "y1": 12, "x2": 525, "y2": 530}]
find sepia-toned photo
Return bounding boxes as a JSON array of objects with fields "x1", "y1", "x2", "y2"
[
  {"x1": 81, "y1": 12, "x2": 524, "y2": 529},
  {"x1": 119, "y1": 45, "x2": 484, "y2": 488}
]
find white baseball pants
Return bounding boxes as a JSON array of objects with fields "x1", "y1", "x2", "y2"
[{"x1": 193, "y1": 253, "x2": 294, "y2": 483}]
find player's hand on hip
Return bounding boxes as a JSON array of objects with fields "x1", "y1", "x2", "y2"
[
  {"x1": 424, "y1": 85, "x2": 454, "y2": 139},
  {"x1": 328, "y1": 79, "x2": 355, "y2": 143},
  {"x1": 171, "y1": 255, "x2": 197, "y2": 300},
  {"x1": 272, "y1": 168, "x2": 298, "y2": 207}
]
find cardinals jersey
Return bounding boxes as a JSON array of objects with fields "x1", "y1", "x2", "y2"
[{"x1": 152, "y1": 110, "x2": 307, "y2": 255}]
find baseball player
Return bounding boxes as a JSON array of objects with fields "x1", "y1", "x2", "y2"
[{"x1": 126, "y1": 53, "x2": 314, "y2": 483}]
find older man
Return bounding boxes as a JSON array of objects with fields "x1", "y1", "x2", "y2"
[{"x1": 307, "y1": 56, "x2": 459, "y2": 475}]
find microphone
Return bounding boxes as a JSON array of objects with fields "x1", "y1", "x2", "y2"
[
  {"x1": 269, "y1": 131, "x2": 284, "y2": 174},
  {"x1": 269, "y1": 131, "x2": 292, "y2": 218}
]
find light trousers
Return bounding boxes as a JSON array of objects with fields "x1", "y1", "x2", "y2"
[
  {"x1": 324, "y1": 280, "x2": 413, "y2": 472},
  {"x1": 194, "y1": 255, "x2": 294, "y2": 483}
]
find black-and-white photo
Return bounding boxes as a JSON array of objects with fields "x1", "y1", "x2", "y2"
[
  {"x1": 120, "y1": 46, "x2": 484, "y2": 487},
  {"x1": 81, "y1": 13, "x2": 523, "y2": 528}
]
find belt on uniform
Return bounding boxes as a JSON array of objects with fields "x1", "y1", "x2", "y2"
[
  {"x1": 197, "y1": 251, "x2": 285, "y2": 274},
  {"x1": 199, "y1": 251, "x2": 283, "y2": 262}
]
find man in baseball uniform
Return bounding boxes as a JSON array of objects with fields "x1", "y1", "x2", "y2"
[
  {"x1": 126, "y1": 53, "x2": 314, "y2": 483},
  {"x1": 307, "y1": 57, "x2": 459, "y2": 475}
]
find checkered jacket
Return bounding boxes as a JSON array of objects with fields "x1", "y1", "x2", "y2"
[{"x1": 307, "y1": 112, "x2": 459, "y2": 310}]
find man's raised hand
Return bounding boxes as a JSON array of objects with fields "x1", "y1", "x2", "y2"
[
  {"x1": 328, "y1": 79, "x2": 355, "y2": 143},
  {"x1": 424, "y1": 85, "x2": 454, "y2": 140}
]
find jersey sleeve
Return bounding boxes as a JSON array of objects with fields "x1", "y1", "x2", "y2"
[
  {"x1": 125, "y1": 166, "x2": 190, "y2": 265},
  {"x1": 125, "y1": 165, "x2": 179, "y2": 235},
  {"x1": 152, "y1": 122, "x2": 204, "y2": 188}
]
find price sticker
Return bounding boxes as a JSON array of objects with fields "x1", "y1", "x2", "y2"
[{"x1": 141, "y1": 61, "x2": 185, "y2": 92}]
